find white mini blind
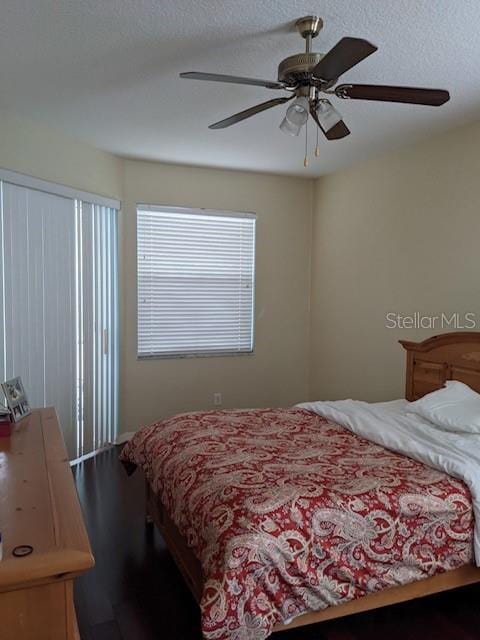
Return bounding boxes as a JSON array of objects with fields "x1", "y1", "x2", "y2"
[
  {"x1": 0, "y1": 175, "x2": 119, "y2": 460},
  {"x1": 137, "y1": 206, "x2": 256, "y2": 358}
]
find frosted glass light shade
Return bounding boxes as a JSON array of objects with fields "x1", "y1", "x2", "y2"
[
  {"x1": 286, "y1": 97, "x2": 309, "y2": 125},
  {"x1": 279, "y1": 97, "x2": 309, "y2": 136},
  {"x1": 279, "y1": 116, "x2": 302, "y2": 136},
  {"x1": 316, "y1": 101, "x2": 342, "y2": 132}
]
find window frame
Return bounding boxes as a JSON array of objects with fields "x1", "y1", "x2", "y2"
[{"x1": 136, "y1": 203, "x2": 256, "y2": 360}]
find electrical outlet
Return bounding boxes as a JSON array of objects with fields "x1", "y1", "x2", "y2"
[{"x1": 213, "y1": 392, "x2": 222, "y2": 406}]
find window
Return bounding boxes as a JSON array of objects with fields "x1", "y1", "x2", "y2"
[
  {"x1": 0, "y1": 171, "x2": 119, "y2": 460},
  {"x1": 137, "y1": 205, "x2": 255, "y2": 358}
]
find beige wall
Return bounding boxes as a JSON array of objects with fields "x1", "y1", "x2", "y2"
[
  {"x1": 121, "y1": 160, "x2": 313, "y2": 431},
  {"x1": 6, "y1": 105, "x2": 480, "y2": 423},
  {"x1": 0, "y1": 109, "x2": 123, "y2": 200},
  {"x1": 309, "y1": 120, "x2": 480, "y2": 402},
  {"x1": 0, "y1": 108, "x2": 313, "y2": 434}
]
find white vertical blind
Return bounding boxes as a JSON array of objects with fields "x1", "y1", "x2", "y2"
[
  {"x1": 137, "y1": 206, "x2": 256, "y2": 358},
  {"x1": 0, "y1": 176, "x2": 119, "y2": 460},
  {"x1": 76, "y1": 203, "x2": 119, "y2": 457},
  {"x1": 0, "y1": 183, "x2": 78, "y2": 454}
]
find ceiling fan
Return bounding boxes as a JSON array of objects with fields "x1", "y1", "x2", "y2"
[{"x1": 180, "y1": 16, "x2": 450, "y2": 165}]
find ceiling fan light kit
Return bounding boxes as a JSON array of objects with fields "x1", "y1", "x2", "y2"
[{"x1": 180, "y1": 15, "x2": 450, "y2": 166}]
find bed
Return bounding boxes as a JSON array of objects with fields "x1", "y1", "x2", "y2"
[{"x1": 121, "y1": 332, "x2": 480, "y2": 638}]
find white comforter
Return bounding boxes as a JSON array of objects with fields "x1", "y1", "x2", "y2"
[{"x1": 297, "y1": 399, "x2": 480, "y2": 565}]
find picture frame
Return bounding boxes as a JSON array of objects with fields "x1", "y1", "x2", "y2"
[{"x1": 2, "y1": 376, "x2": 31, "y2": 422}]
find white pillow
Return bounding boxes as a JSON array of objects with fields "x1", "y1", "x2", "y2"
[{"x1": 409, "y1": 380, "x2": 480, "y2": 433}]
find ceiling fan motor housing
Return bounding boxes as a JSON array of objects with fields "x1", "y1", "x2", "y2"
[
  {"x1": 277, "y1": 53, "x2": 324, "y2": 85},
  {"x1": 278, "y1": 16, "x2": 326, "y2": 86}
]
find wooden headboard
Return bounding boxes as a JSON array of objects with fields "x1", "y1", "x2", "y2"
[{"x1": 400, "y1": 332, "x2": 480, "y2": 401}]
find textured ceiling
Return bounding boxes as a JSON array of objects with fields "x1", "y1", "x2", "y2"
[{"x1": 1, "y1": 0, "x2": 480, "y2": 176}]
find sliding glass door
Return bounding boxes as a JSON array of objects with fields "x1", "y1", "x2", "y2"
[{"x1": 0, "y1": 177, "x2": 119, "y2": 460}]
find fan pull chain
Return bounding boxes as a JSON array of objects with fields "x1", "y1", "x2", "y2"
[
  {"x1": 304, "y1": 119, "x2": 309, "y2": 168},
  {"x1": 315, "y1": 124, "x2": 320, "y2": 157}
]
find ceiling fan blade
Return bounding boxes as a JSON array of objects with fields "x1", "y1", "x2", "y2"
[
  {"x1": 309, "y1": 107, "x2": 350, "y2": 140},
  {"x1": 209, "y1": 96, "x2": 292, "y2": 130},
  {"x1": 325, "y1": 119, "x2": 351, "y2": 140},
  {"x1": 180, "y1": 71, "x2": 285, "y2": 90},
  {"x1": 335, "y1": 84, "x2": 450, "y2": 106},
  {"x1": 312, "y1": 37, "x2": 377, "y2": 82}
]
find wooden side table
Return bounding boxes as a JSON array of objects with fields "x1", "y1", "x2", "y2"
[{"x1": 0, "y1": 408, "x2": 94, "y2": 639}]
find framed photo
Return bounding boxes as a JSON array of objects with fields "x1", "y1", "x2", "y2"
[{"x1": 2, "y1": 377, "x2": 31, "y2": 422}]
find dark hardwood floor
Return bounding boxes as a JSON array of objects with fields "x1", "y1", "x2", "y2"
[{"x1": 73, "y1": 448, "x2": 480, "y2": 640}]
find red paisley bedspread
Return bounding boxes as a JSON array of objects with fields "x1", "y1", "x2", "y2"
[{"x1": 120, "y1": 408, "x2": 474, "y2": 640}]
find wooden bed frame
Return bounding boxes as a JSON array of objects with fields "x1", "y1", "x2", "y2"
[{"x1": 145, "y1": 332, "x2": 480, "y2": 633}]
